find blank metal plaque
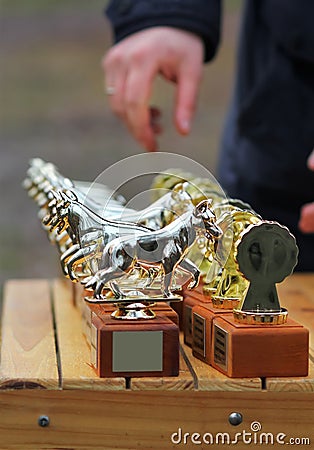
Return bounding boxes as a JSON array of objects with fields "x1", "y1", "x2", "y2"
[{"x1": 112, "y1": 331, "x2": 163, "y2": 372}]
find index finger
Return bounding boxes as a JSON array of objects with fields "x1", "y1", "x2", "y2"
[
  {"x1": 124, "y1": 60, "x2": 159, "y2": 151},
  {"x1": 174, "y1": 63, "x2": 202, "y2": 135}
]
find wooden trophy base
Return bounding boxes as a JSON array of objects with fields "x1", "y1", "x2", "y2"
[
  {"x1": 182, "y1": 290, "x2": 212, "y2": 347},
  {"x1": 83, "y1": 302, "x2": 179, "y2": 338},
  {"x1": 91, "y1": 314, "x2": 179, "y2": 378},
  {"x1": 151, "y1": 302, "x2": 179, "y2": 326},
  {"x1": 168, "y1": 282, "x2": 205, "y2": 333},
  {"x1": 82, "y1": 303, "x2": 115, "y2": 343},
  {"x1": 211, "y1": 315, "x2": 309, "y2": 378},
  {"x1": 182, "y1": 280, "x2": 205, "y2": 301},
  {"x1": 191, "y1": 303, "x2": 233, "y2": 364},
  {"x1": 169, "y1": 300, "x2": 184, "y2": 330}
]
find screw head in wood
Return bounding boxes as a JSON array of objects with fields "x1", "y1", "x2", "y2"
[
  {"x1": 228, "y1": 412, "x2": 243, "y2": 426},
  {"x1": 38, "y1": 415, "x2": 50, "y2": 427}
]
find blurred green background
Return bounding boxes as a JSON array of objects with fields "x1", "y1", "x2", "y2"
[{"x1": 0, "y1": 0, "x2": 243, "y2": 283}]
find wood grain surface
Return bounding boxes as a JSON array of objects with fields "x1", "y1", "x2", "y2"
[
  {"x1": 0, "y1": 279, "x2": 58, "y2": 389},
  {"x1": 0, "y1": 390, "x2": 312, "y2": 449},
  {"x1": 0, "y1": 274, "x2": 313, "y2": 449},
  {"x1": 52, "y1": 279, "x2": 125, "y2": 390}
]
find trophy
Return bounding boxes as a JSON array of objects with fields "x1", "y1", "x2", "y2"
[
  {"x1": 24, "y1": 160, "x2": 222, "y2": 378},
  {"x1": 211, "y1": 221, "x2": 309, "y2": 378},
  {"x1": 82, "y1": 199, "x2": 222, "y2": 377},
  {"x1": 178, "y1": 197, "x2": 256, "y2": 358},
  {"x1": 150, "y1": 173, "x2": 231, "y2": 346},
  {"x1": 190, "y1": 207, "x2": 257, "y2": 361},
  {"x1": 24, "y1": 159, "x2": 308, "y2": 380}
]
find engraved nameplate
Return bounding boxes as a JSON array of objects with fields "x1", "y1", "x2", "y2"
[
  {"x1": 112, "y1": 331, "x2": 163, "y2": 372},
  {"x1": 184, "y1": 305, "x2": 193, "y2": 345},
  {"x1": 213, "y1": 324, "x2": 228, "y2": 371},
  {"x1": 193, "y1": 312, "x2": 206, "y2": 358}
]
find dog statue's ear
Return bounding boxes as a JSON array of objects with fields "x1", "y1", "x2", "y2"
[
  {"x1": 61, "y1": 189, "x2": 78, "y2": 203},
  {"x1": 193, "y1": 202, "x2": 203, "y2": 218},
  {"x1": 194, "y1": 200, "x2": 207, "y2": 217},
  {"x1": 194, "y1": 199, "x2": 215, "y2": 218},
  {"x1": 48, "y1": 190, "x2": 60, "y2": 201}
]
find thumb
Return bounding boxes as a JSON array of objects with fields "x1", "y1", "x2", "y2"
[
  {"x1": 307, "y1": 149, "x2": 314, "y2": 171},
  {"x1": 174, "y1": 65, "x2": 202, "y2": 135}
]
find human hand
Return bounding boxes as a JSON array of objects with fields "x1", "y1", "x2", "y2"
[
  {"x1": 102, "y1": 27, "x2": 204, "y2": 151},
  {"x1": 298, "y1": 149, "x2": 314, "y2": 233}
]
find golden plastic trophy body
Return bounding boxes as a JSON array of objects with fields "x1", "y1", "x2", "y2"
[
  {"x1": 189, "y1": 208, "x2": 260, "y2": 362},
  {"x1": 211, "y1": 221, "x2": 309, "y2": 378}
]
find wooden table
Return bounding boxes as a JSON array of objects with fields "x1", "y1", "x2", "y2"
[{"x1": 0, "y1": 275, "x2": 313, "y2": 449}]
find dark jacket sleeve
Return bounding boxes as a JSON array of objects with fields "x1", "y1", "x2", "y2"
[{"x1": 105, "y1": 0, "x2": 222, "y2": 62}]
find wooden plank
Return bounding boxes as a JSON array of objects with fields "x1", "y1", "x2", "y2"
[
  {"x1": 283, "y1": 273, "x2": 314, "y2": 300},
  {"x1": 0, "y1": 279, "x2": 59, "y2": 389},
  {"x1": 130, "y1": 346, "x2": 195, "y2": 390},
  {"x1": 0, "y1": 389, "x2": 313, "y2": 449},
  {"x1": 278, "y1": 274, "x2": 314, "y2": 351},
  {"x1": 180, "y1": 334, "x2": 261, "y2": 391},
  {"x1": 266, "y1": 274, "x2": 314, "y2": 391},
  {"x1": 52, "y1": 279, "x2": 125, "y2": 390}
]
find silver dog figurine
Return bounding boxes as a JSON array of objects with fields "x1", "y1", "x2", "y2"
[{"x1": 86, "y1": 199, "x2": 223, "y2": 299}]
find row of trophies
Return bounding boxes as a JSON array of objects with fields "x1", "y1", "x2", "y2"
[{"x1": 23, "y1": 158, "x2": 309, "y2": 378}]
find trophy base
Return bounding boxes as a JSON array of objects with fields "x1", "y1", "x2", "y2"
[
  {"x1": 182, "y1": 291, "x2": 212, "y2": 347},
  {"x1": 211, "y1": 315, "x2": 309, "y2": 378},
  {"x1": 91, "y1": 314, "x2": 179, "y2": 378},
  {"x1": 211, "y1": 295, "x2": 241, "y2": 310},
  {"x1": 111, "y1": 302, "x2": 156, "y2": 320},
  {"x1": 169, "y1": 300, "x2": 184, "y2": 330},
  {"x1": 82, "y1": 302, "x2": 179, "y2": 344},
  {"x1": 202, "y1": 285, "x2": 215, "y2": 300},
  {"x1": 152, "y1": 302, "x2": 179, "y2": 327},
  {"x1": 233, "y1": 308, "x2": 288, "y2": 325},
  {"x1": 191, "y1": 303, "x2": 233, "y2": 364}
]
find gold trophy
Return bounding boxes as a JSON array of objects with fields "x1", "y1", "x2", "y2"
[
  {"x1": 211, "y1": 221, "x2": 309, "y2": 378},
  {"x1": 149, "y1": 171, "x2": 229, "y2": 346},
  {"x1": 190, "y1": 208, "x2": 260, "y2": 363}
]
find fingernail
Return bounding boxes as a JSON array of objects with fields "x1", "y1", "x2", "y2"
[{"x1": 180, "y1": 119, "x2": 190, "y2": 134}]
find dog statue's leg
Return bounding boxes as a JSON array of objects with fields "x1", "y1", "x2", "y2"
[
  {"x1": 60, "y1": 243, "x2": 80, "y2": 276},
  {"x1": 61, "y1": 243, "x2": 80, "y2": 263},
  {"x1": 66, "y1": 244, "x2": 98, "y2": 281},
  {"x1": 89, "y1": 267, "x2": 124, "y2": 299},
  {"x1": 179, "y1": 258, "x2": 200, "y2": 289},
  {"x1": 161, "y1": 266, "x2": 175, "y2": 298},
  {"x1": 109, "y1": 281, "x2": 125, "y2": 298}
]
